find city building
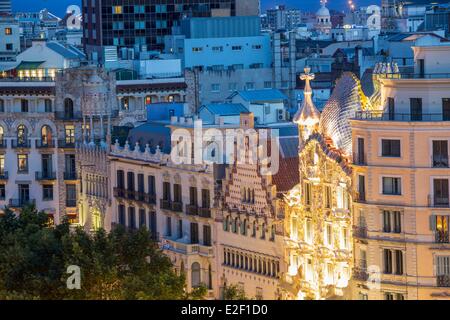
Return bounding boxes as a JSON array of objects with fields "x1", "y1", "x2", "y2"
[
  {"x1": 350, "y1": 38, "x2": 450, "y2": 299},
  {"x1": 263, "y1": 5, "x2": 302, "y2": 32},
  {"x1": 82, "y1": 0, "x2": 262, "y2": 61},
  {"x1": 0, "y1": 0, "x2": 11, "y2": 15},
  {"x1": 282, "y1": 68, "x2": 354, "y2": 300},
  {"x1": 0, "y1": 14, "x2": 20, "y2": 61}
]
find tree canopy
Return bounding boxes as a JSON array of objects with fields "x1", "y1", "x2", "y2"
[{"x1": 0, "y1": 206, "x2": 204, "y2": 300}]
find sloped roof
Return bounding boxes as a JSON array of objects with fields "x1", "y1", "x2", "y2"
[
  {"x1": 200, "y1": 103, "x2": 248, "y2": 116},
  {"x1": 231, "y1": 89, "x2": 288, "y2": 102},
  {"x1": 46, "y1": 42, "x2": 85, "y2": 60}
]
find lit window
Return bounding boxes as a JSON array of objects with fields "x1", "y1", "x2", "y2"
[
  {"x1": 112, "y1": 6, "x2": 122, "y2": 14},
  {"x1": 4, "y1": 28, "x2": 11, "y2": 35}
]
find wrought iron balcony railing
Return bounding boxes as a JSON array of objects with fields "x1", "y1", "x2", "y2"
[
  {"x1": 355, "y1": 111, "x2": 450, "y2": 122},
  {"x1": 437, "y1": 275, "x2": 450, "y2": 287},
  {"x1": 9, "y1": 199, "x2": 36, "y2": 208},
  {"x1": 11, "y1": 139, "x2": 31, "y2": 148},
  {"x1": 35, "y1": 171, "x2": 57, "y2": 180}
]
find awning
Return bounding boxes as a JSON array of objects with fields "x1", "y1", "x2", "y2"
[{"x1": 15, "y1": 61, "x2": 46, "y2": 71}]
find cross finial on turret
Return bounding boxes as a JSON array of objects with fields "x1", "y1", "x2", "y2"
[{"x1": 300, "y1": 67, "x2": 315, "y2": 96}]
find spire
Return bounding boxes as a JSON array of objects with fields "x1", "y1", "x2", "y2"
[{"x1": 294, "y1": 67, "x2": 321, "y2": 128}]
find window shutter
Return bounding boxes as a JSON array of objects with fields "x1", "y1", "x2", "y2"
[{"x1": 430, "y1": 215, "x2": 437, "y2": 231}]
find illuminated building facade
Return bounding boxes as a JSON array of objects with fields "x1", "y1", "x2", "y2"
[
  {"x1": 350, "y1": 39, "x2": 450, "y2": 299},
  {"x1": 282, "y1": 68, "x2": 354, "y2": 300}
]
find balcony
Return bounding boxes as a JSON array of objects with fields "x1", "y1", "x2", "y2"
[
  {"x1": 352, "y1": 153, "x2": 366, "y2": 166},
  {"x1": 160, "y1": 199, "x2": 172, "y2": 210},
  {"x1": 352, "y1": 267, "x2": 368, "y2": 281},
  {"x1": 145, "y1": 193, "x2": 156, "y2": 205},
  {"x1": 163, "y1": 238, "x2": 213, "y2": 257},
  {"x1": 11, "y1": 139, "x2": 31, "y2": 149},
  {"x1": 428, "y1": 195, "x2": 450, "y2": 208},
  {"x1": 58, "y1": 139, "x2": 76, "y2": 148},
  {"x1": 353, "y1": 226, "x2": 367, "y2": 239},
  {"x1": 66, "y1": 199, "x2": 77, "y2": 208},
  {"x1": 436, "y1": 231, "x2": 450, "y2": 244},
  {"x1": 432, "y1": 156, "x2": 449, "y2": 168},
  {"x1": 355, "y1": 111, "x2": 450, "y2": 122},
  {"x1": 354, "y1": 191, "x2": 366, "y2": 203},
  {"x1": 186, "y1": 204, "x2": 199, "y2": 216},
  {"x1": 172, "y1": 201, "x2": 183, "y2": 212},
  {"x1": 379, "y1": 73, "x2": 450, "y2": 80},
  {"x1": 199, "y1": 207, "x2": 212, "y2": 218},
  {"x1": 35, "y1": 171, "x2": 56, "y2": 181},
  {"x1": 9, "y1": 199, "x2": 36, "y2": 208},
  {"x1": 113, "y1": 187, "x2": 126, "y2": 198},
  {"x1": 64, "y1": 171, "x2": 77, "y2": 180},
  {"x1": 54, "y1": 111, "x2": 83, "y2": 120},
  {"x1": 35, "y1": 139, "x2": 56, "y2": 148},
  {"x1": 0, "y1": 139, "x2": 6, "y2": 149},
  {"x1": 126, "y1": 189, "x2": 136, "y2": 200},
  {"x1": 437, "y1": 275, "x2": 450, "y2": 287},
  {"x1": 0, "y1": 170, "x2": 8, "y2": 180}
]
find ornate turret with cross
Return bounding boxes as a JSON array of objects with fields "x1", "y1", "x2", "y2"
[{"x1": 294, "y1": 67, "x2": 321, "y2": 142}]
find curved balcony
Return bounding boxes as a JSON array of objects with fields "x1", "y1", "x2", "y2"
[{"x1": 35, "y1": 139, "x2": 56, "y2": 148}]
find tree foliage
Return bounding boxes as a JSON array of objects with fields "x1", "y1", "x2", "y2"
[
  {"x1": 222, "y1": 284, "x2": 248, "y2": 300},
  {"x1": 0, "y1": 206, "x2": 203, "y2": 300}
]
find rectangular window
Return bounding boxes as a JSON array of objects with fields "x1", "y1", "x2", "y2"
[
  {"x1": 21, "y1": 99, "x2": 28, "y2": 112},
  {"x1": 163, "y1": 182, "x2": 171, "y2": 201},
  {"x1": 137, "y1": 174, "x2": 144, "y2": 193},
  {"x1": 139, "y1": 209, "x2": 146, "y2": 227},
  {"x1": 178, "y1": 220, "x2": 183, "y2": 239},
  {"x1": 202, "y1": 189, "x2": 210, "y2": 208},
  {"x1": 4, "y1": 28, "x2": 11, "y2": 35},
  {"x1": 395, "y1": 250, "x2": 403, "y2": 275},
  {"x1": 0, "y1": 184, "x2": 5, "y2": 200},
  {"x1": 304, "y1": 182, "x2": 312, "y2": 205},
  {"x1": 127, "y1": 172, "x2": 135, "y2": 192},
  {"x1": 189, "y1": 187, "x2": 198, "y2": 206},
  {"x1": 387, "y1": 97, "x2": 395, "y2": 120},
  {"x1": 190, "y1": 222, "x2": 199, "y2": 244},
  {"x1": 17, "y1": 154, "x2": 28, "y2": 173},
  {"x1": 435, "y1": 215, "x2": 449, "y2": 243},
  {"x1": 192, "y1": 47, "x2": 203, "y2": 52},
  {"x1": 211, "y1": 84, "x2": 220, "y2": 92},
  {"x1": 381, "y1": 139, "x2": 401, "y2": 157},
  {"x1": 128, "y1": 207, "x2": 136, "y2": 229},
  {"x1": 112, "y1": 6, "x2": 122, "y2": 14},
  {"x1": 203, "y1": 225, "x2": 211, "y2": 246},
  {"x1": 434, "y1": 179, "x2": 449, "y2": 206},
  {"x1": 43, "y1": 184, "x2": 53, "y2": 201},
  {"x1": 324, "y1": 185, "x2": 331, "y2": 208},
  {"x1": 382, "y1": 177, "x2": 401, "y2": 195},
  {"x1": 118, "y1": 205, "x2": 125, "y2": 226},
  {"x1": 410, "y1": 98, "x2": 422, "y2": 121},
  {"x1": 383, "y1": 249, "x2": 393, "y2": 274},
  {"x1": 117, "y1": 170, "x2": 124, "y2": 188},
  {"x1": 66, "y1": 184, "x2": 77, "y2": 207},
  {"x1": 433, "y1": 140, "x2": 449, "y2": 168},
  {"x1": 173, "y1": 184, "x2": 182, "y2": 203},
  {"x1": 166, "y1": 216, "x2": 172, "y2": 237},
  {"x1": 44, "y1": 99, "x2": 52, "y2": 112},
  {"x1": 383, "y1": 210, "x2": 401, "y2": 233},
  {"x1": 232, "y1": 46, "x2": 242, "y2": 51},
  {"x1": 147, "y1": 175, "x2": 155, "y2": 195},
  {"x1": 358, "y1": 175, "x2": 366, "y2": 201},
  {"x1": 357, "y1": 137, "x2": 365, "y2": 164},
  {"x1": 436, "y1": 256, "x2": 450, "y2": 276}
]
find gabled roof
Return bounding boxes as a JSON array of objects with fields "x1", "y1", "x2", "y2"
[
  {"x1": 199, "y1": 103, "x2": 248, "y2": 116},
  {"x1": 230, "y1": 89, "x2": 288, "y2": 103}
]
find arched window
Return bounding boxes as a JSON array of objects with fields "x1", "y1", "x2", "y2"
[
  {"x1": 64, "y1": 98, "x2": 74, "y2": 118},
  {"x1": 180, "y1": 261, "x2": 185, "y2": 276},
  {"x1": 41, "y1": 125, "x2": 52, "y2": 146},
  {"x1": 17, "y1": 124, "x2": 27, "y2": 145},
  {"x1": 240, "y1": 219, "x2": 247, "y2": 236},
  {"x1": 145, "y1": 95, "x2": 152, "y2": 105},
  {"x1": 191, "y1": 262, "x2": 201, "y2": 288},
  {"x1": 0, "y1": 126, "x2": 3, "y2": 140}
]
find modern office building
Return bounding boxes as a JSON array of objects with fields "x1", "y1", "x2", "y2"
[{"x1": 82, "y1": 0, "x2": 260, "y2": 61}]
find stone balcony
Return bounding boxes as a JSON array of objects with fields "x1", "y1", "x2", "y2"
[{"x1": 162, "y1": 238, "x2": 214, "y2": 257}]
